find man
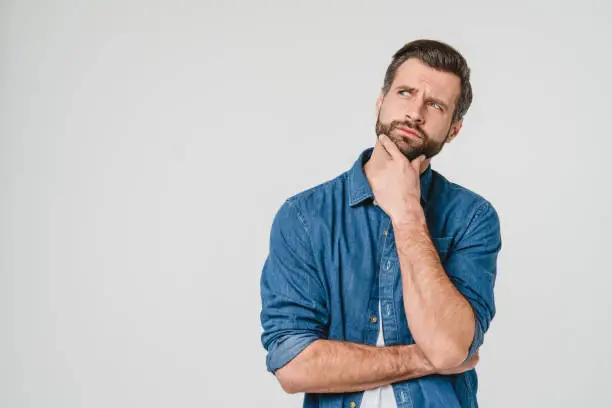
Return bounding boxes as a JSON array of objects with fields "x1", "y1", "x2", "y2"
[{"x1": 260, "y1": 39, "x2": 502, "y2": 408}]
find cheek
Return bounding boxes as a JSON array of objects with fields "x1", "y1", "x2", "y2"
[
  {"x1": 379, "y1": 103, "x2": 402, "y2": 122},
  {"x1": 427, "y1": 113, "x2": 452, "y2": 132},
  {"x1": 423, "y1": 121, "x2": 448, "y2": 140}
]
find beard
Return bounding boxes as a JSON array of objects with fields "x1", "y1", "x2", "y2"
[{"x1": 375, "y1": 114, "x2": 451, "y2": 161}]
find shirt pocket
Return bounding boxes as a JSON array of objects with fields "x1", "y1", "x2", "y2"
[{"x1": 431, "y1": 236, "x2": 453, "y2": 263}]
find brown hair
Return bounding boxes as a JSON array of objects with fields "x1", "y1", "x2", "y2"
[{"x1": 382, "y1": 39, "x2": 473, "y2": 122}]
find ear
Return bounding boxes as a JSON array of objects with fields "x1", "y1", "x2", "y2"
[
  {"x1": 375, "y1": 91, "x2": 384, "y2": 117},
  {"x1": 446, "y1": 119, "x2": 463, "y2": 143}
]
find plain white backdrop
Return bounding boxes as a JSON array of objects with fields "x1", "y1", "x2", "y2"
[{"x1": 1, "y1": 1, "x2": 611, "y2": 407}]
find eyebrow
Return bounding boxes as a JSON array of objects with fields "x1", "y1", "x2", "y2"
[{"x1": 396, "y1": 85, "x2": 450, "y2": 111}]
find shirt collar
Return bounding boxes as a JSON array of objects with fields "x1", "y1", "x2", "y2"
[{"x1": 348, "y1": 147, "x2": 433, "y2": 208}]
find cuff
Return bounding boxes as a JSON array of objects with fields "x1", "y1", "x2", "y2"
[
  {"x1": 266, "y1": 332, "x2": 321, "y2": 373},
  {"x1": 465, "y1": 318, "x2": 484, "y2": 362}
]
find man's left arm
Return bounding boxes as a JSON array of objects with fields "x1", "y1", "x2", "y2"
[{"x1": 392, "y1": 200, "x2": 502, "y2": 371}]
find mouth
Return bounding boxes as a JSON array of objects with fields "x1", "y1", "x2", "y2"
[{"x1": 397, "y1": 126, "x2": 421, "y2": 139}]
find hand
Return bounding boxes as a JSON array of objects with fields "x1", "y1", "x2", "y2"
[
  {"x1": 437, "y1": 351, "x2": 480, "y2": 375},
  {"x1": 365, "y1": 134, "x2": 427, "y2": 222}
]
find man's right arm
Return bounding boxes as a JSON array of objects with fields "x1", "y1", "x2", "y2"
[
  {"x1": 275, "y1": 339, "x2": 478, "y2": 394},
  {"x1": 275, "y1": 339, "x2": 432, "y2": 394}
]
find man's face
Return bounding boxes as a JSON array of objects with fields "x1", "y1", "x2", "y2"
[{"x1": 375, "y1": 58, "x2": 463, "y2": 161}]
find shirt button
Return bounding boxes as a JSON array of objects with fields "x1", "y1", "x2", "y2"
[
  {"x1": 383, "y1": 230, "x2": 388, "y2": 236},
  {"x1": 370, "y1": 315, "x2": 377, "y2": 323},
  {"x1": 373, "y1": 200, "x2": 378, "y2": 206},
  {"x1": 349, "y1": 402, "x2": 357, "y2": 408}
]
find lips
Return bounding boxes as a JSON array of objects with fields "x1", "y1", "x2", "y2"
[{"x1": 397, "y1": 126, "x2": 421, "y2": 139}]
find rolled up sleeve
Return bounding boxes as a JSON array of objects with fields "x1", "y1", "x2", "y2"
[
  {"x1": 443, "y1": 201, "x2": 502, "y2": 362},
  {"x1": 260, "y1": 199, "x2": 328, "y2": 373}
]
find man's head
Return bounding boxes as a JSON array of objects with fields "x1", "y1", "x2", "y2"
[{"x1": 375, "y1": 39, "x2": 473, "y2": 161}]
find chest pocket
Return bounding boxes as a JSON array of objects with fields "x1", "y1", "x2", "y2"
[{"x1": 431, "y1": 237, "x2": 453, "y2": 263}]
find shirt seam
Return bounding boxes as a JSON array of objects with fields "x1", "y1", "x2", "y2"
[
  {"x1": 285, "y1": 198, "x2": 329, "y2": 307},
  {"x1": 457, "y1": 200, "x2": 491, "y2": 244}
]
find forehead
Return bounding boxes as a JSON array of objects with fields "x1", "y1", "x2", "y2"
[{"x1": 391, "y1": 58, "x2": 461, "y2": 103}]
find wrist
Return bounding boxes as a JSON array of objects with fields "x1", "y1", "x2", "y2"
[
  {"x1": 391, "y1": 200, "x2": 426, "y2": 229},
  {"x1": 406, "y1": 344, "x2": 436, "y2": 376}
]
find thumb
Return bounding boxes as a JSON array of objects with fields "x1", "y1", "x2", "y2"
[{"x1": 412, "y1": 154, "x2": 426, "y2": 172}]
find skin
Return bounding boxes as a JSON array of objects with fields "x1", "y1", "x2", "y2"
[
  {"x1": 275, "y1": 58, "x2": 478, "y2": 394},
  {"x1": 275, "y1": 340, "x2": 478, "y2": 394}
]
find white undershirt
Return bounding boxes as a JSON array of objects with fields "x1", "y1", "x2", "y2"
[{"x1": 359, "y1": 301, "x2": 398, "y2": 408}]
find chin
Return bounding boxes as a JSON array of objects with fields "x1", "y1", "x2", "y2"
[{"x1": 399, "y1": 150, "x2": 418, "y2": 161}]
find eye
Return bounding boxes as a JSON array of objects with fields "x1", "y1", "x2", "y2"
[
  {"x1": 429, "y1": 102, "x2": 442, "y2": 111},
  {"x1": 398, "y1": 89, "x2": 411, "y2": 96}
]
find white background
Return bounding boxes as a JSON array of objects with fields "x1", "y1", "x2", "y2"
[{"x1": 2, "y1": 1, "x2": 611, "y2": 407}]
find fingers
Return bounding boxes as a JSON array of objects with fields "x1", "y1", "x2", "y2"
[
  {"x1": 375, "y1": 134, "x2": 427, "y2": 172},
  {"x1": 373, "y1": 134, "x2": 393, "y2": 160},
  {"x1": 378, "y1": 134, "x2": 401, "y2": 160}
]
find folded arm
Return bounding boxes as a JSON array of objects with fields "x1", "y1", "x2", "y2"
[{"x1": 275, "y1": 339, "x2": 435, "y2": 394}]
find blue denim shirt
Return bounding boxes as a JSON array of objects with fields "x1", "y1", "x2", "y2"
[{"x1": 260, "y1": 147, "x2": 502, "y2": 408}]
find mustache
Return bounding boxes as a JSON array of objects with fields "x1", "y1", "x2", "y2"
[{"x1": 390, "y1": 121, "x2": 426, "y2": 138}]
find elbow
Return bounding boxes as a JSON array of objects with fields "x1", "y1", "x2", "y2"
[
  {"x1": 274, "y1": 361, "x2": 305, "y2": 394},
  {"x1": 268, "y1": 337, "x2": 323, "y2": 394},
  {"x1": 425, "y1": 343, "x2": 469, "y2": 371},
  {"x1": 273, "y1": 340, "x2": 322, "y2": 394}
]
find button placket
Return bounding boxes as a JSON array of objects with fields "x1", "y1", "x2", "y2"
[{"x1": 379, "y1": 218, "x2": 399, "y2": 344}]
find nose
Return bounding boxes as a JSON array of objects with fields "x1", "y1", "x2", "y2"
[{"x1": 406, "y1": 99, "x2": 425, "y2": 125}]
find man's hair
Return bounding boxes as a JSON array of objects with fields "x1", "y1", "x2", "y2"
[{"x1": 382, "y1": 39, "x2": 473, "y2": 122}]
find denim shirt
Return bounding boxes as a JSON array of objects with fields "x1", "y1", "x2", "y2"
[{"x1": 260, "y1": 147, "x2": 502, "y2": 408}]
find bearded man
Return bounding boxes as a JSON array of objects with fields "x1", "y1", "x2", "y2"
[{"x1": 260, "y1": 39, "x2": 502, "y2": 408}]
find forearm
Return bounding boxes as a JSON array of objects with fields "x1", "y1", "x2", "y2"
[
  {"x1": 275, "y1": 339, "x2": 435, "y2": 394},
  {"x1": 392, "y1": 209, "x2": 475, "y2": 368}
]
